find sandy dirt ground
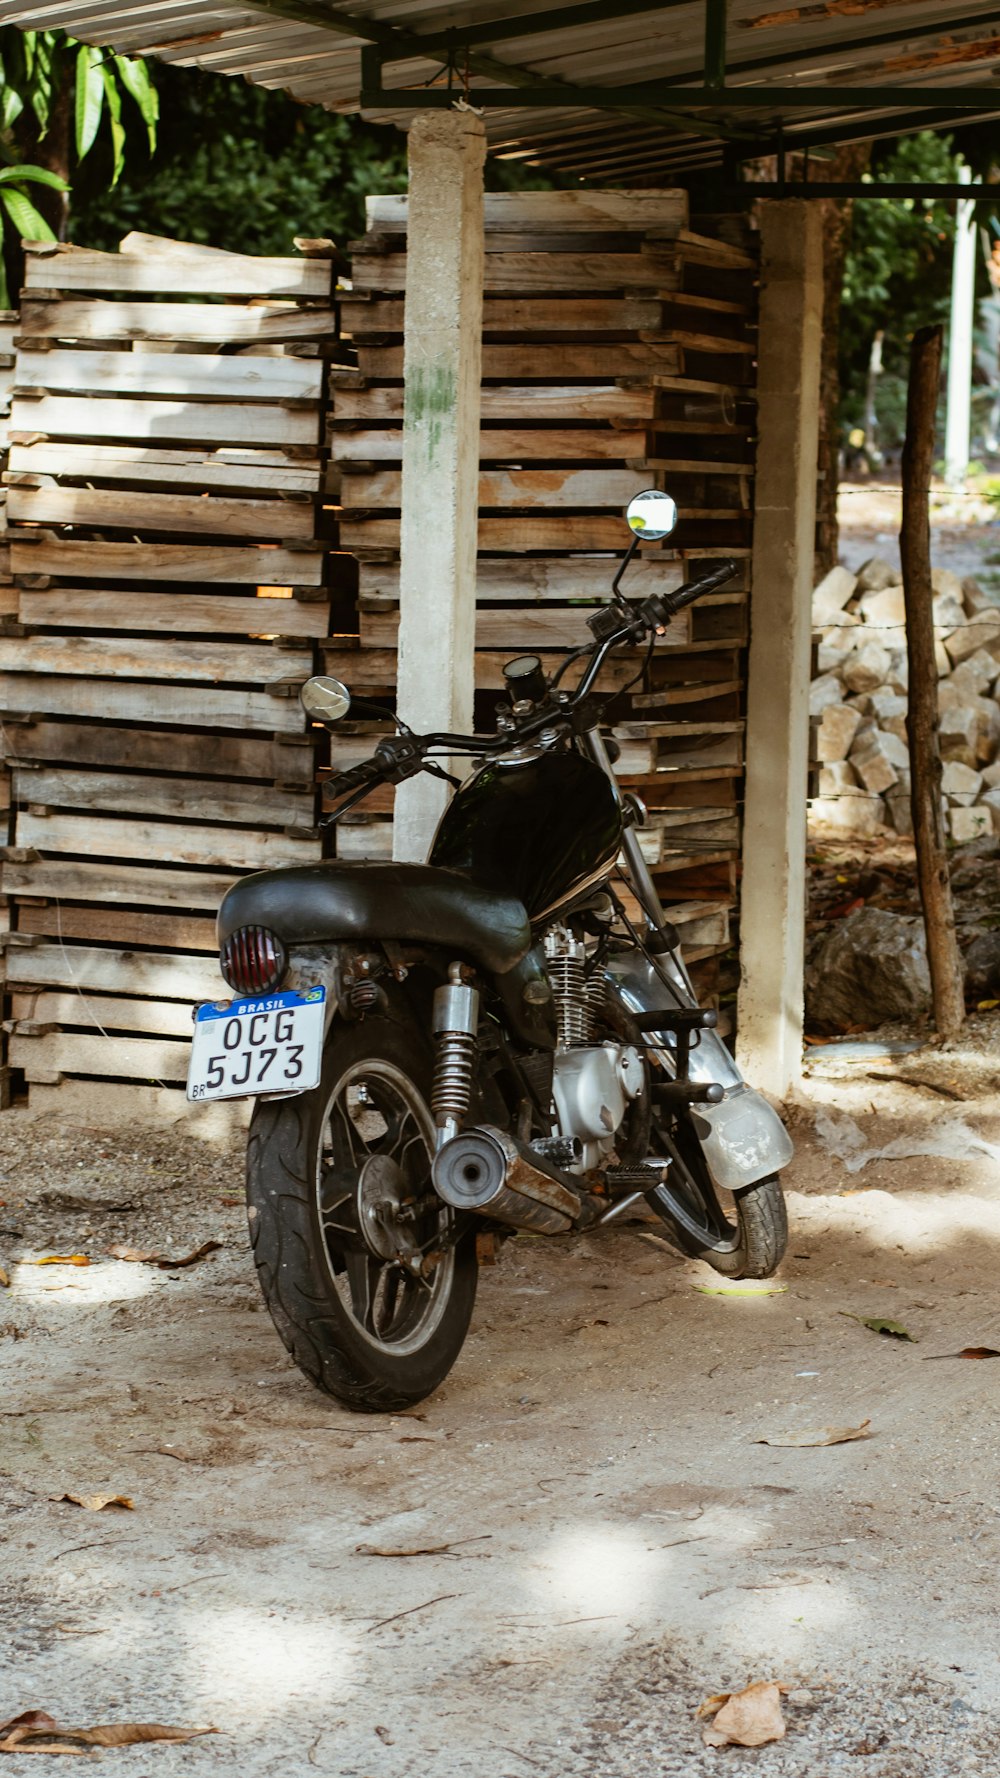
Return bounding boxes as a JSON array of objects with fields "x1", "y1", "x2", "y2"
[
  {"x1": 837, "y1": 479, "x2": 999, "y2": 585},
  {"x1": 3, "y1": 1037, "x2": 1000, "y2": 1778},
  {"x1": 4, "y1": 485, "x2": 1000, "y2": 1774}
]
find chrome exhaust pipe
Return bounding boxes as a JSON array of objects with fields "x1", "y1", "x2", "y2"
[{"x1": 432, "y1": 1124, "x2": 580, "y2": 1236}]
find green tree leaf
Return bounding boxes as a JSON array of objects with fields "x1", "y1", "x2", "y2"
[
  {"x1": 74, "y1": 40, "x2": 104, "y2": 159},
  {"x1": 29, "y1": 29, "x2": 55, "y2": 136},
  {"x1": 100, "y1": 61, "x2": 125, "y2": 185},
  {"x1": 0, "y1": 86, "x2": 23, "y2": 130},
  {"x1": 114, "y1": 53, "x2": 158, "y2": 153},
  {"x1": 0, "y1": 184, "x2": 58, "y2": 244},
  {"x1": 0, "y1": 162, "x2": 69, "y2": 189}
]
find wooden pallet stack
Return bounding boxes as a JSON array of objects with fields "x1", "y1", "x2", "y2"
[
  {"x1": 0, "y1": 306, "x2": 17, "y2": 1095},
  {"x1": 0, "y1": 234, "x2": 339, "y2": 1119},
  {"x1": 327, "y1": 191, "x2": 757, "y2": 1004}
]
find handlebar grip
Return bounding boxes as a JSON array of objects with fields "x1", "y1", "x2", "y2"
[
  {"x1": 326, "y1": 759, "x2": 379, "y2": 798},
  {"x1": 666, "y1": 559, "x2": 740, "y2": 615}
]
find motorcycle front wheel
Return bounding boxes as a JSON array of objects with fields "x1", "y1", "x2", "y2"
[
  {"x1": 245, "y1": 1015, "x2": 478, "y2": 1412},
  {"x1": 648, "y1": 1114, "x2": 787, "y2": 1278}
]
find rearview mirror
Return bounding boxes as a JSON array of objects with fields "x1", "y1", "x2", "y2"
[
  {"x1": 625, "y1": 488, "x2": 678, "y2": 541},
  {"x1": 300, "y1": 676, "x2": 351, "y2": 722}
]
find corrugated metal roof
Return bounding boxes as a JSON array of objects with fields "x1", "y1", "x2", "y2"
[{"x1": 0, "y1": 0, "x2": 998, "y2": 180}]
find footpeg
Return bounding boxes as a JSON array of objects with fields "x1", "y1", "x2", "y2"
[
  {"x1": 604, "y1": 1161, "x2": 669, "y2": 1189},
  {"x1": 653, "y1": 1080, "x2": 724, "y2": 1107},
  {"x1": 598, "y1": 1161, "x2": 670, "y2": 1225}
]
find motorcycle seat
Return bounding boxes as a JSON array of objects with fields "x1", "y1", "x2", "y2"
[{"x1": 217, "y1": 861, "x2": 532, "y2": 978}]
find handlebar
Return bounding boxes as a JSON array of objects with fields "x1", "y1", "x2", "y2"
[
  {"x1": 320, "y1": 557, "x2": 739, "y2": 820},
  {"x1": 659, "y1": 558, "x2": 741, "y2": 617},
  {"x1": 325, "y1": 759, "x2": 383, "y2": 799}
]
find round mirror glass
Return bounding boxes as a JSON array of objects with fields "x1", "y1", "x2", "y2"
[
  {"x1": 625, "y1": 488, "x2": 678, "y2": 541},
  {"x1": 300, "y1": 675, "x2": 351, "y2": 722}
]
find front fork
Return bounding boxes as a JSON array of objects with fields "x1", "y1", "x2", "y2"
[{"x1": 580, "y1": 725, "x2": 693, "y2": 985}]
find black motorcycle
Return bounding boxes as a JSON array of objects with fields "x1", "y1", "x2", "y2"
[{"x1": 187, "y1": 489, "x2": 792, "y2": 1411}]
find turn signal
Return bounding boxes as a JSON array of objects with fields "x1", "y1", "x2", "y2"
[{"x1": 220, "y1": 926, "x2": 287, "y2": 996}]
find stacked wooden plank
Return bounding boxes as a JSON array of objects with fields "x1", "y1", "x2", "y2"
[
  {"x1": 0, "y1": 307, "x2": 16, "y2": 1099},
  {"x1": 326, "y1": 191, "x2": 758, "y2": 1001},
  {"x1": 0, "y1": 235, "x2": 338, "y2": 1118}
]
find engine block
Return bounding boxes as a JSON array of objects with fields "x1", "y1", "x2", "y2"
[{"x1": 543, "y1": 923, "x2": 644, "y2": 1171}]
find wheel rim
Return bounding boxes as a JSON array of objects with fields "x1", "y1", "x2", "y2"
[
  {"x1": 650, "y1": 1119, "x2": 742, "y2": 1255},
  {"x1": 314, "y1": 1057, "x2": 457, "y2": 1357}
]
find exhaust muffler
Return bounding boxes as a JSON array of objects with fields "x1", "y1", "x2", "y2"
[{"x1": 432, "y1": 1124, "x2": 580, "y2": 1236}]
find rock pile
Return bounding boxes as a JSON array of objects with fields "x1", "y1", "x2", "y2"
[{"x1": 809, "y1": 555, "x2": 1000, "y2": 841}]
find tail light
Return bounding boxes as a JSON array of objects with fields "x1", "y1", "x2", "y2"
[{"x1": 220, "y1": 926, "x2": 287, "y2": 996}]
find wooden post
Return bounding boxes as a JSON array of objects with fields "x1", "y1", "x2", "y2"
[{"x1": 900, "y1": 323, "x2": 965, "y2": 1038}]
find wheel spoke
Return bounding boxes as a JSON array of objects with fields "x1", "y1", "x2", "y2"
[
  {"x1": 313, "y1": 1054, "x2": 458, "y2": 1354},
  {"x1": 319, "y1": 1166, "x2": 361, "y2": 1244},
  {"x1": 399, "y1": 1129, "x2": 432, "y2": 1192},
  {"x1": 343, "y1": 1249, "x2": 382, "y2": 1333},
  {"x1": 332, "y1": 1094, "x2": 370, "y2": 1167},
  {"x1": 361, "y1": 1093, "x2": 416, "y2": 1165},
  {"x1": 375, "y1": 1266, "x2": 404, "y2": 1337},
  {"x1": 653, "y1": 1122, "x2": 737, "y2": 1249}
]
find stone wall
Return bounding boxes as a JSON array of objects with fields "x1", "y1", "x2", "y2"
[{"x1": 809, "y1": 555, "x2": 1000, "y2": 844}]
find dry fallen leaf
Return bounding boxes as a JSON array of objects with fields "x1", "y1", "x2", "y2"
[
  {"x1": 0, "y1": 1266, "x2": 10, "y2": 1289},
  {"x1": 924, "y1": 1346, "x2": 1000, "y2": 1361},
  {"x1": 697, "y1": 1680, "x2": 789, "y2": 1748},
  {"x1": 108, "y1": 1240, "x2": 222, "y2": 1271},
  {"x1": 840, "y1": 1311, "x2": 915, "y2": 1341},
  {"x1": 756, "y1": 1419, "x2": 872, "y2": 1449},
  {"x1": 355, "y1": 1535, "x2": 489, "y2": 1559},
  {"x1": 50, "y1": 1492, "x2": 135, "y2": 1512},
  {"x1": 0, "y1": 1711, "x2": 216, "y2": 1754},
  {"x1": 357, "y1": 1541, "x2": 457, "y2": 1558},
  {"x1": 34, "y1": 1255, "x2": 89, "y2": 1268}
]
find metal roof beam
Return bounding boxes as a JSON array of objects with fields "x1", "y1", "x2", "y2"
[
  {"x1": 360, "y1": 80, "x2": 1000, "y2": 109},
  {"x1": 239, "y1": 0, "x2": 735, "y2": 137},
  {"x1": 750, "y1": 103, "x2": 1000, "y2": 154},
  {"x1": 424, "y1": 0, "x2": 685, "y2": 53},
  {"x1": 660, "y1": 10, "x2": 1000, "y2": 88},
  {"x1": 704, "y1": 0, "x2": 726, "y2": 90},
  {"x1": 739, "y1": 181, "x2": 999, "y2": 197},
  {"x1": 243, "y1": 0, "x2": 709, "y2": 131}
]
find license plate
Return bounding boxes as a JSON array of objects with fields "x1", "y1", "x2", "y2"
[{"x1": 187, "y1": 986, "x2": 326, "y2": 1103}]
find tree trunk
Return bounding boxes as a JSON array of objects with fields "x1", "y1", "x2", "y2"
[
  {"x1": 900, "y1": 323, "x2": 965, "y2": 1039},
  {"x1": 12, "y1": 54, "x2": 72, "y2": 235},
  {"x1": 809, "y1": 143, "x2": 871, "y2": 579}
]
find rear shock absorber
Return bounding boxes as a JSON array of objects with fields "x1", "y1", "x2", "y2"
[{"x1": 431, "y1": 963, "x2": 480, "y2": 1150}]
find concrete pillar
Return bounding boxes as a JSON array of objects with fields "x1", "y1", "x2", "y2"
[
  {"x1": 393, "y1": 110, "x2": 486, "y2": 861},
  {"x1": 736, "y1": 200, "x2": 823, "y2": 1099}
]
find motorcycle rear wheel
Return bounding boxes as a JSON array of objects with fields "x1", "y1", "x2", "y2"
[
  {"x1": 245, "y1": 1016, "x2": 478, "y2": 1412},
  {"x1": 648, "y1": 1115, "x2": 787, "y2": 1278}
]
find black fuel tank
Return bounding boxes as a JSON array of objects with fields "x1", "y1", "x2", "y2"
[{"x1": 430, "y1": 748, "x2": 622, "y2": 920}]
